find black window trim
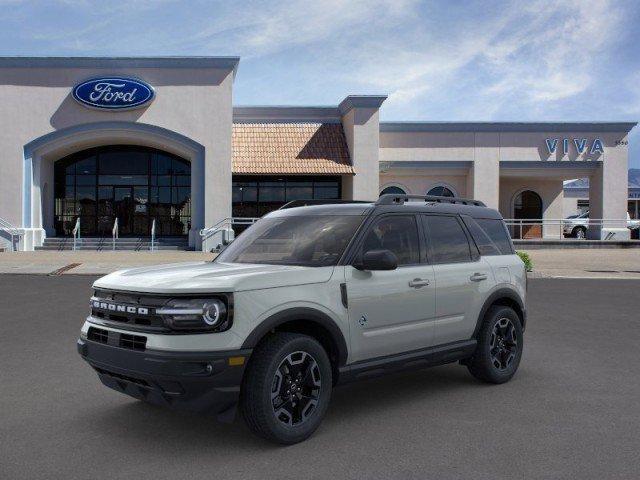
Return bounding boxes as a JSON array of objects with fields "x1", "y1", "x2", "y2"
[
  {"x1": 344, "y1": 212, "x2": 424, "y2": 268},
  {"x1": 420, "y1": 213, "x2": 480, "y2": 265}
]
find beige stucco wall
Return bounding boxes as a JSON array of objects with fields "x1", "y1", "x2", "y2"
[
  {"x1": 0, "y1": 61, "x2": 235, "y2": 249},
  {"x1": 341, "y1": 106, "x2": 381, "y2": 200},
  {"x1": 380, "y1": 127, "x2": 632, "y2": 238},
  {"x1": 380, "y1": 173, "x2": 468, "y2": 198}
]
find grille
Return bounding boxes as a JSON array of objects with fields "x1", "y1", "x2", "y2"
[
  {"x1": 94, "y1": 367, "x2": 149, "y2": 387},
  {"x1": 119, "y1": 333, "x2": 147, "y2": 351},
  {"x1": 87, "y1": 327, "x2": 108, "y2": 344},
  {"x1": 91, "y1": 289, "x2": 168, "y2": 331}
]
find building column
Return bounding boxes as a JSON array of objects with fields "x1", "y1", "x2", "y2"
[
  {"x1": 340, "y1": 95, "x2": 387, "y2": 201},
  {"x1": 588, "y1": 140, "x2": 629, "y2": 239},
  {"x1": 468, "y1": 132, "x2": 500, "y2": 209}
]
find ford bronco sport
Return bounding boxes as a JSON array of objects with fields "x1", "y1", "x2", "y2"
[{"x1": 78, "y1": 194, "x2": 527, "y2": 444}]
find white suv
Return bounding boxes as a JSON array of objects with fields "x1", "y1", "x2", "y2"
[{"x1": 78, "y1": 194, "x2": 527, "y2": 444}]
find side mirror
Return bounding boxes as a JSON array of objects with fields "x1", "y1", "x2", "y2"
[{"x1": 355, "y1": 249, "x2": 398, "y2": 271}]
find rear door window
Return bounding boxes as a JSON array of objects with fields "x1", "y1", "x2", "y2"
[
  {"x1": 465, "y1": 217, "x2": 514, "y2": 255},
  {"x1": 422, "y1": 215, "x2": 472, "y2": 264}
]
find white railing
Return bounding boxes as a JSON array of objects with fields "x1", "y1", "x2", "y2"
[
  {"x1": 72, "y1": 217, "x2": 81, "y2": 251},
  {"x1": 0, "y1": 217, "x2": 23, "y2": 252},
  {"x1": 150, "y1": 218, "x2": 156, "y2": 252},
  {"x1": 503, "y1": 218, "x2": 638, "y2": 240},
  {"x1": 112, "y1": 218, "x2": 119, "y2": 251},
  {"x1": 200, "y1": 217, "x2": 259, "y2": 251}
]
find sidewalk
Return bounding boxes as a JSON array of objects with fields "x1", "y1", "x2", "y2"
[
  {"x1": 0, "y1": 251, "x2": 212, "y2": 275},
  {"x1": 0, "y1": 249, "x2": 638, "y2": 278},
  {"x1": 522, "y1": 248, "x2": 640, "y2": 279}
]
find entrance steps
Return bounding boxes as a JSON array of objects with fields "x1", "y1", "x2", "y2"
[{"x1": 35, "y1": 237, "x2": 191, "y2": 251}]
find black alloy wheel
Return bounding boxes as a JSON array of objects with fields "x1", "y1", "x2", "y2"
[
  {"x1": 467, "y1": 305, "x2": 523, "y2": 384},
  {"x1": 241, "y1": 332, "x2": 332, "y2": 444},
  {"x1": 271, "y1": 351, "x2": 322, "y2": 426},
  {"x1": 489, "y1": 318, "x2": 518, "y2": 371}
]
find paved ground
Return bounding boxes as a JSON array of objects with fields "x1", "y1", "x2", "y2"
[
  {"x1": 1, "y1": 248, "x2": 640, "y2": 278},
  {"x1": 1, "y1": 275, "x2": 639, "y2": 479}
]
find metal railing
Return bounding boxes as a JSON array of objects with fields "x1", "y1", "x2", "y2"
[
  {"x1": 72, "y1": 218, "x2": 81, "y2": 251},
  {"x1": 0, "y1": 217, "x2": 23, "y2": 252},
  {"x1": 200, "y1": 217, "x2": 259, "y2": 242},
  {"x1": 112, "y1": 218, "x2": 119, "y2": 251},
  {"x1": 150, "y1": 218, "x2": 156, "y2": 252},
  {"x1": 503, "y1": 218, "x2": 638, "y2": 240},
  {"x1": 200, "y1": 217, "x2": 259, "y2": 251}
]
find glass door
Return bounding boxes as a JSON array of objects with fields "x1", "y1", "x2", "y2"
[{"x1": 114, "y1": 187, "x2": 133, "y2": 236}]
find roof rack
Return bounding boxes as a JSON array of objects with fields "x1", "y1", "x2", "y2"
[
  {"x1": 279, "y1": 199, "x2": 372, "y2": 210},
  {"x1": 376, "y1": 194, "x2": 486, "y2": 207}
]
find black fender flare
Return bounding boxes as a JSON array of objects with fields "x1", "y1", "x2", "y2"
[
  {"x1": 472, "y1": 288, "x2": 526, "y2": 338},
  {"x1": 241, "y1": 307, "x2": 349, "y2": 366}
]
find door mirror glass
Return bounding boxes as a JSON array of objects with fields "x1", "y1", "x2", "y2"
[{"x1": 355, "y1": 249, "x2": 398, "y2": 271}]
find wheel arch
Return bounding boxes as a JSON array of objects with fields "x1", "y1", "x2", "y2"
[
  {"x1": 241, "y1": 307, "x2": 349, "y2": 382},
  {"x1": 473, "y1": 288, "x2": 526, "y2": 338}
]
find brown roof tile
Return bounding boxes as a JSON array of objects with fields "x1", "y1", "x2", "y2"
[{"x1": 232, "y1": 123, "x2": 354, "y2": 175}]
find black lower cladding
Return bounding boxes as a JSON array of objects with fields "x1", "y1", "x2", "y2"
[{"x1": 77, "y1": 337, "x2": 251, "y2": 419}]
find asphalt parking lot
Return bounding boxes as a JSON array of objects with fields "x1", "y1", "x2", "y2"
[{"x1": 1, "y1": 275, "x2": 639, "y2": 480}]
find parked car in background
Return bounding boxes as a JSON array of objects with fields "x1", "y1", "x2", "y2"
[
  {"x1": 563, "y1": 211, "x2": 589, "y2": 239},
  {"x1": 563, "y1": 211, "x2": 640, "y2": 239}
]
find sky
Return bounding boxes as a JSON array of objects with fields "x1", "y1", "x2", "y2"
[{"x1": 1, "y1": 0, "x2": 639, "y2": 168}]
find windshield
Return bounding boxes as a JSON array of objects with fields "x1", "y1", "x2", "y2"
[{"x1": 216, "y1": 215, "x2": 365, "y2": 267}]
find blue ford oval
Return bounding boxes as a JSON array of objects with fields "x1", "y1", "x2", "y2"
[{"x1": 72, "y1": 77, "x2": 155, "y2": 110}]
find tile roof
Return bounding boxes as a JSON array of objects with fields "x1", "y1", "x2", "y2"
[{"x1": 232, "y1": 123, "x2": 354, "y2": 175}]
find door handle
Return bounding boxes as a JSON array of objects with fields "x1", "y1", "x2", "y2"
[
  {"x1": 470, "y1": 272, "x2": 488, "y2": 282},
  {"x1": 409, "y1": 278, "x2": 430, "y2": 288}
]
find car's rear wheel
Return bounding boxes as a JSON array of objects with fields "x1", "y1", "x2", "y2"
[
  {"x1": 467, "y1": 306, "x2": 523, "y2": 384},
  {"x1": 240, "y1": 332, "x2": 332, "y2": 444},
  {"x1": 573, "y1": 226, "x2": 586, "y2": 239}
]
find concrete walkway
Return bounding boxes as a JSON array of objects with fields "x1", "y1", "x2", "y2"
[
  {"x1": 0, "y1": 249, "x2": 638, "y2": 278},
  {"x1": 0, "y1": 251, "x2": 212, "y2": 275},
  {"x1": 522, "y1": 248, "x2": 640, "y2": 279}
]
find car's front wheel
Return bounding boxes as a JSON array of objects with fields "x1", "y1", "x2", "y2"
[
  {"x1": 467, "y1": 306, "x2": 523, "y2": 384},
  {"x1": 240, "y1": 332, "x2": 332, "y2": 444}
]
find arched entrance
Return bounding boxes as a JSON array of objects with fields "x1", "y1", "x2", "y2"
[
  {"x1": 53, "y1": 146, "x2": 191, "y2": 237},
  {"x1": 513, "y1": 190, "x2": 543, "y2": 239}
]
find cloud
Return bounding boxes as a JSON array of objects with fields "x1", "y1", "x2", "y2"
[{"x1": 339, "y1": 0, "x2": 624, "y2": 118}]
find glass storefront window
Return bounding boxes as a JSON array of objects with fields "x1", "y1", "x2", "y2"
[
  {"x1": 54, "y1": 146, "x2": 190, "y2": 237},
  {"x1": 232, "y1": 176, "x2": 342, "y2": 220}
]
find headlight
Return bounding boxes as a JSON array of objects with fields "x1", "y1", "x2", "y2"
[{"x1": 157, "y1": 298, "x2": 230, "y2": 332}]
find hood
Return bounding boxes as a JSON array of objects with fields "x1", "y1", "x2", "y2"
[{"x1": 93, "y1": 261, "x2": 335, "y2": 294}]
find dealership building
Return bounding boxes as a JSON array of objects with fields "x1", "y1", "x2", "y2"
[{"x1": 0, "y1": 56, "x2": 636, "y2": 250}]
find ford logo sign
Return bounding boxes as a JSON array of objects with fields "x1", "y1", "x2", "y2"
[{"x1": 72, "y1": 77, "x2": 155, "y2": 110}]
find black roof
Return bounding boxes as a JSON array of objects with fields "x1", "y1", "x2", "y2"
[{"x1": 269, "y1": 195, "x2": 503, "y2": 220}]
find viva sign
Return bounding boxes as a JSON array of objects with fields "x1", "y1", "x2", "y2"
[
  {"x1": 545, "y1": 137, "x2": 604, "y2": 156},
  {"x1": 72, "y1": 77, "x2": 155, "y2": 110}
]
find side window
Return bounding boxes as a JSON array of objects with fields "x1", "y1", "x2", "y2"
[
  {"x1": 422, "y1": 215, "x2": 472, "y2": 264},
  {"x1": 361, "y1": 215, "x2": 420, "y2": 266},
  {"x1": 463, "y1": 217, "x2": 501, "y2": 256},
  {"x1": 475, "y1": 218, "x2": 514, "y2": 255}
]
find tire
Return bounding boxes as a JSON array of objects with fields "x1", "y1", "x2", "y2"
[
  {"x1": 240, "y1": 332, "x2": 332, "y2": 444},
  {"x1": 467, "y1": 306, "x2": 523, "y2": 384},
  {"x1": 573, "y1": 226, "x2": 586, "y2": 239}
]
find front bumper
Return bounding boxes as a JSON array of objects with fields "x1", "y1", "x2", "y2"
[{"x1": 77, "y1": 338, "x2": 251, "y2": 421}]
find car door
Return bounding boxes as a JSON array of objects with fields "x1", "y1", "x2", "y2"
[
  {"x1": 345, "y1": 214, "x2": 436, "y2": 363},
  {"x1": 421, "y1": 214, "x2": 493, "y2": 345}
]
